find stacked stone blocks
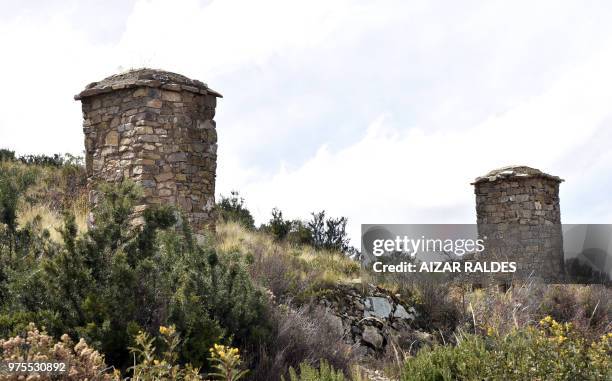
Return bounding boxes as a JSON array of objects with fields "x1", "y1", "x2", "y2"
[
  {"x1": 472, "y1": 166, "x2": 564, "y2": 282},
  {"x1": 75, "y1": 69, "x2": 221, "y2": 233}
]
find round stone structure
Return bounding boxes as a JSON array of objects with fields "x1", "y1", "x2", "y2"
[
  {"x1": 472, "y1": 166, "x2": 565, "y2": 283},
  {"x1": 75, "y1": 68, "x2": 222, "y2": 234}
]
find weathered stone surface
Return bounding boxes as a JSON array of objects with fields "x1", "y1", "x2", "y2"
[
  {"x1": 364, "y1": 297, "x2": 392, "y2": 319},
  {"x1": 393, "y1": 304, "x2": 415, "y2": 320},
  {"x1": 161, "y1": 90, "x2": 182, "y2": 102},
  {"x1": 105, "y1": 131, "x2": 119, "y2": 146},
  {"x1": 146, "y1": 98, "x2": 163, "y2": 108},
  {"x1": 76, "y1": 68, "x2": 220, "y2": 234},
  {"x1": 313, "y1": 283, "x2": 419, "y2": 356},
  {"x1": 471, "y1": 165, "x2": 564, "y2": 283},
  {"x1": 75, "y1": 68, "x2": 221, "y2": 100},
  {"x1": 362, "y1": 326, "x2": 383, "y2": 349}
]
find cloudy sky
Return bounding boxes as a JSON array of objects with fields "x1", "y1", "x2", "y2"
[{"x1": 1, "y1": 0, "x2": 611, "y2": 243}]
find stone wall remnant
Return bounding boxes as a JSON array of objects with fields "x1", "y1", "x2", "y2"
[{"x1": 75, "y1": 68, "x2": 222, "y2": 234}]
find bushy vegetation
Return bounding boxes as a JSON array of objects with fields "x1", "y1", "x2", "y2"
[
  {"x1": 128, "y1": 325, "x2": 203, "y2": 380},
  {"x1": 0, "y1": 157, "x2": 360, "y2": 380},
  {"x1": 217, "y1": 191, "x2": 256, "y2": 230},
  {"x1": 0, "y1": 149, "x2": 83, "y2": 168},
  {"x1": 0, "y1": 323, "x2": 115, "y2": 380},
  {"x1": 217, "y1": 221, "x2": 360, "y2": 303},
  {"x1": 283, "y1": 360, "x2": 347, "y2": 381},
  {"x1": 0, "y1": 162, "x2": 271, "y2": 373},
  {"x1": 1, "y1": 153, "x2": 610, "y2": 381},
  {"x1": 403, "y1": 317, "x2": 611, "y2": 381},
  {"x1": 217, "y1": 192, "x2": 354, "y2": 256},
  {"x1": 259, "y1": 208, "x2": 353, "y2": 255}
]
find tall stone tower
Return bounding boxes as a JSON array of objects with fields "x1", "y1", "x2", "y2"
[
  {"x1": 472, "y1": 166, "x2": 564, "y2": 283},
  {"x1": 75, "y1": 68, "x2": 222, "y2": 234}
]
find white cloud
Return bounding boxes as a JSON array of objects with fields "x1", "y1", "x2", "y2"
[
  {"x1": 226, "y1": 42, "x2": 612, "y2": 243},
  {"x1": 1, "y1": 0, "x2": 611, "y2": 246}
]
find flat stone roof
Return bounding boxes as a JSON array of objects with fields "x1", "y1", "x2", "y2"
[
  {"x1": 75, "y1": 68, "x2": 222, "y2": 100},
  {"x1": 471, "y1": 165, "x2": 563, "y2": 185}
]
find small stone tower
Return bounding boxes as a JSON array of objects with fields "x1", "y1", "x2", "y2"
[
  {"x1": 472, "y1": 166, "x2": 564, "y2": 282},
  {"x1": 75, "y1": 69, "x2": 222, "y2": 234}
]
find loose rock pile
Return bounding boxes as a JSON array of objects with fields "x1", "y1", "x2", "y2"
[{"x1": 315, "y1": 284, "x2": 433, "y2": 356}]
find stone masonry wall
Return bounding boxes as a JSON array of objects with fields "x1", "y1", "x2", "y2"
[
  {"x1": 472, "y1": 166, "x2": 564, "y2": 283},
  {"x1": 76, "y1": 69, "x2": 221, "y2": 234}
]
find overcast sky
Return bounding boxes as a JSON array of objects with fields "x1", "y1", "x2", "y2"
[{"x1": 1, "y1": 0, "x2": 611, "y2": 243}]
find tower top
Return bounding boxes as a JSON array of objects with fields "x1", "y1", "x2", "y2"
[
  {"x1": 74, "y1": 68, "x2": 222, "y2": 100},
  {"x1": 471, "y1": 165, "x2": 563, "y2": 185}
]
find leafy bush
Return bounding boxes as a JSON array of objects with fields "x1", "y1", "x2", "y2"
[
  {"x1": 402, "y1": 317, "x2": 611, "y2": 381},
  {"x1": 17, "y1": 153, "x2": 83, "y2": 167},
  {"x1": 258, "y1": 208, "x2": 353, "y2": 255},
  {"x1": 128, "y1": 325, "x2": 202, "y2": 380},
  {"x1": 0, "y1": 149, "x2": 15, "y2": 162},
  {"x1": 283, "y1": 360, "x2": 346, "y2": 381},
  {"x1": 217, "y1": 191, "x2": 255, "y2": 229},
  {"x1": 307, "y1": 211, "x2": 350, "y2": 254},
  {"x1": 0, "y1": 162, "x2": 37, "y2": 232},
  {"x1": 1, "y1": 180, "x2": 271, "y2": 373},
  {"x1": 261, "y1": 208, "x2": 293, "y2": 242}
]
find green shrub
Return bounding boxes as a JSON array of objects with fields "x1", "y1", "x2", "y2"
[
  {"x1": 128, "y1": 325, "x2": 202, "y2": 380},
  {"x1": 1, "y1": 180, "x2": 271, "y2": 373},
  {"x1": 261, "y1": 208, "x2": 293, "y2": 241},
  {"x1": 402, "y1": 317, "x2": 612, "y2": 381},
  {"x1": 258, "y1": 208, "x2": 354, "y2": 255},
  {"x1": 0, "y1": 149, "x2": 15, "y2": 162},
  {"x1": 307, "y1": 211, "x2": 350, "y2": 254},
  {"x1": 217, "y1": 191, "x2": 255, "y2": 229},
  {"x1": 283, "y1": 360, "x2": 346, "y2": 381}
]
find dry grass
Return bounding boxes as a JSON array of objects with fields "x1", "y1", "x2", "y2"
[
  {"x1": 465, "y1": 282, "x2": 611, "y2": 339},
  {"x1": 216, "y1": 221, "x2": 361, "y2": 300},
  {"x1": 3, "y1": 159, "x2": 89, "y2": 242},
  {"x1": 249, "y1": 305, "x2": 357, "y2": 381},
  {"x1": 17, "y1": 203, "x2": 64, "y2": 241},
  {"x1": 17, "y1": 202, "x2": 88, "y2": 242}
]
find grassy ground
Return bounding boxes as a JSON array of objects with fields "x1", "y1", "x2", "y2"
[
  {"x1": 3, "y1": 160, "x2": 88, "y2": 240},
  {"x1": 3, "y1": 160, "x2": 610, "y2": 380},
  {"x1": 216, "y1": 221, "x2": 361, "y2": 302}
]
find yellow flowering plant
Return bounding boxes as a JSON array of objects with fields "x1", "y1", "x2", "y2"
[
  {"x1": 128, "y1": 325, "x2": 202, "y2": 380},
  {"x1": 207, "y1": 344, "x2": 249, "y2": 381}
]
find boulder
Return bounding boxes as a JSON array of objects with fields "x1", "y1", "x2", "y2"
[
  {"x1": 362, "y1": 326, "x2": 383, "y2": 349},
  {"x1": 364, "y1": 297, "x2": 392, "y2": 319},
  {"x1": 393, "y1": 304, "x2": 416, "y2": 320}
]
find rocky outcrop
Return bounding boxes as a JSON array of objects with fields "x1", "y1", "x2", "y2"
[{"x1": 314, "y1": 284, "x2": 432, "y2": 356}]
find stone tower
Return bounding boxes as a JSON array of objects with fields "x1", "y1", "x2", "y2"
[
  {"x1": 75, "y1": 68, "x2": 222, "y2": 234},
  {"x1": 472, "y1": 166, "x2": 564, "y2": 283}
]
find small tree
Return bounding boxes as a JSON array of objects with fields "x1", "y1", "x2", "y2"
[{"x1": 308, "y1": 211, "x2": 351, "y2": 254}]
